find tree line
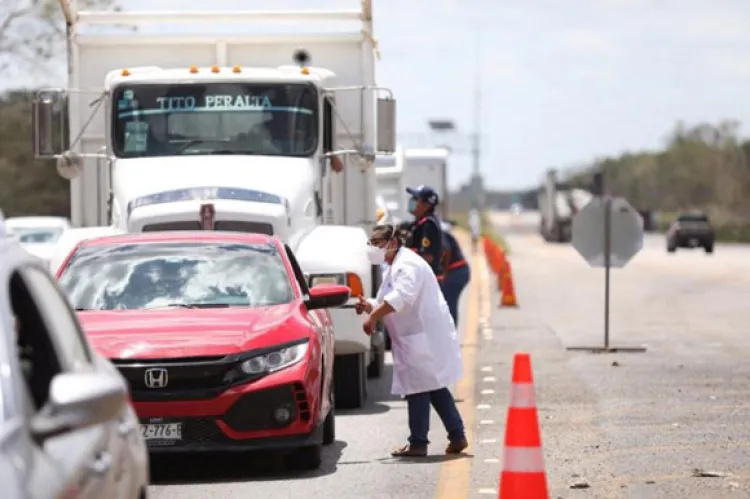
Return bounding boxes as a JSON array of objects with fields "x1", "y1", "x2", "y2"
[{"x1": 562, "y1": 120, "x2": 750, "y2": 242}]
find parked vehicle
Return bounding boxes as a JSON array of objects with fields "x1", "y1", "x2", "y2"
[
  {"x1": 0, "y1": 231, "x2": 148, "y2": 499},
  {"x1": 5, "y1": 216, "x2": 70, "y2": 266},
  {"x1": 666, "y1": 211, "x2": 715, "y2": 253},
  {"x1": 56, "y1": 231, "x2": 349, "y2": 470}
]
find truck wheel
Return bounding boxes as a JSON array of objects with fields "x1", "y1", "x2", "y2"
[
  {"x1": 334, "y1": 353, "x2": 367, "y2": 409},
  {"x1": 705, "y1": 244, "x2": 714, "y2": 254},
  {"x1": 667, "y1": 244, "x2": 676, "y2": 253},
  {"x1": 367, "y1": 342, "x2": 385, "y2": 379}
]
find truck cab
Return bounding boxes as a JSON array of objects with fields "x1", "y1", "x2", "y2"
[{"x1": 32, "y1": 3, "x2": 395, "y2": 409}]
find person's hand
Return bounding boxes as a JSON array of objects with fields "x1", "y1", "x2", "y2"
[
  {"x1": 362, "y1": 313, "x2": 377, "y2": 336},
  {"x1": 354, "y1": 296, "x2": 372, "y2": 315}
]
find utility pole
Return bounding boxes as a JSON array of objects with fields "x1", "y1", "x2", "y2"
[{"x1": 470, "y1": 33, "x2": 485, "y2": 211}]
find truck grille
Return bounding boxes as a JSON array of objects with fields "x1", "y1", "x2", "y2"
[{"x1": 142, "y1": 221, "x2": 273, "y2": 234}]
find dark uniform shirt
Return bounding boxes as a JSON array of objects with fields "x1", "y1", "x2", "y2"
[
  {"x1": 406, "y1": 213, "x2": 444, "y2": 279},
  {"x1": 442, "y1": 230, "x2": 468, "y2": 272}
]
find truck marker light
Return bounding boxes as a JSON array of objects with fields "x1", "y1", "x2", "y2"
[
  {"x1": 200, "y1": 203, "x2": 215, "y2": 230},
  {"x1": 121, "y1": 68, "x2": 130, "y2": 76},
  {"x1": 189, "y1": 65, "x2": 198, "y2": 74},
  {"x1": 300, "y1": 67, "x2": 310, "y2": 75},
  {"x1": 211, "y1": 65, "x2": 220, "y2": 73},
  {"x1": 232, "y1": 65, "x2": 242, "y2": 73}
]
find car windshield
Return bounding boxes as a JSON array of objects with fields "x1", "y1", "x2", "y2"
[
  {"x1": 678, "y1": 213, "x2": 709, "y2": 222},
  {"x1": 57, "y1": 241, "x2": 294, "y2": 311},
  {"x1": 8, "y1": 227, "x2": 64, "y2": 244},
  {"x1": 111, "y1": 82, "x2": 318, "y2": 158}
]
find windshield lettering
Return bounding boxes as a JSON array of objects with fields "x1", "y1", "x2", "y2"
[{"x1": 112, "y1": 83, "x2": 318, "y2": 158}]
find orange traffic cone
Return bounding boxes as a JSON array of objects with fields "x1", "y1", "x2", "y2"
[
  {"x1": 500, "y1": 262, "x2": 518, "y2": 307},
  {"x1": 498, "y1": 353, "x2": 548, "y2": 498}
]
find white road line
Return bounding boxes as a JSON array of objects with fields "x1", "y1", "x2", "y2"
[
  {"x1": 478, "y1": 488, "x2": 497, "y2": 495},
  {"x1": 480, "y1": 366, "x2": 493, "y2": 372},
  {"x1": 481, "y1": 389, "x2": 495, "y2": 394},
  {"x1": 484, "y1": 458, "x2": 500, "y2": 463},
  {"x1": 480, "y1": 420, "x2": 494, "y2": 425},
  {"x1": 483, "y1": 376, "x2": 496, "y2": 382},
  {"x1": 477, "y1": 404, "x2": 491, "y2": 409},
  {"x1": 480, "y1": 439, "x2": 497, "y2": 444}
]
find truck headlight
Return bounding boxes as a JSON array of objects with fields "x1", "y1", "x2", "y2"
[
  {"x1": 240, "y1": 342, "x2": 308, "y2": 375},
  {"x1": 309, "y1": 272, "x2": 363, "y2": 297}
]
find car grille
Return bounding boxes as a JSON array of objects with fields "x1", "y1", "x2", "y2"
[
  {"x1": 113, "y1": 355, "x2": 256, "y2": 401},
  {"x1": 142, "y1": 221, "x2": 273, "y2": 234}
]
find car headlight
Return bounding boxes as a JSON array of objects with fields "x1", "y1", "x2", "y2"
[{"x1": 239, "y1": 342, "x2": 309, "y2": 375}]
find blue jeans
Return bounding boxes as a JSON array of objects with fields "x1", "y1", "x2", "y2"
[
  {"x1": 406, "y1": 387, "x2": 466, "y2": 446},
  {"x1": 441, "y1": 264, "x2": 471, "y2": 326}
]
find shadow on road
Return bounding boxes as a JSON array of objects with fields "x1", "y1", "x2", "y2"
[
  {"x1": 376, "y1": 453, "x2": 474, "y2": 464},
  {"x1": 149, "y1": 440, "x2": 347, "y2": 485},
  {"x1": 340, "y1": 363, "x2": 402, "y2": 416}
]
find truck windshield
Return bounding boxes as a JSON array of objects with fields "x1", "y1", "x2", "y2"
[{"x1": 111, "y1": 82, "x2": 318, "y2": 158}]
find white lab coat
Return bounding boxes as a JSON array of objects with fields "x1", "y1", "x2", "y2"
[{"x1": 369, "y1": 247, "x2": 463, "y2": 396}]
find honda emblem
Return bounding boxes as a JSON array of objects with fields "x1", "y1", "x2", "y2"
[{"x1": 144, "y1": 368, "x2": 168, "y2": 389}]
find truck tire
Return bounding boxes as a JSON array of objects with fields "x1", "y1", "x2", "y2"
[
  {"x1": 334, "y1": 353, "x2": 367, "y2": 409},
  {"x1": 705, "y1": 244, "x2": 714, "y2": 254},
  {"x1": 667, "y1": 243, "x2": 676, "y2": 253}
]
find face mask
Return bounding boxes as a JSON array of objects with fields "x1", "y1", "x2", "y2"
[
  {"x1": 407, "y1": 198, "x2": 417, "y2": 213},
  {"x1": 367, "y1": 245, "x2": 386, "y2": 265}
]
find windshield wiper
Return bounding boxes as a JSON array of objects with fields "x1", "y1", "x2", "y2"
[{"x1": 172, "y1": 138, "x2": 231, "y2": 154}]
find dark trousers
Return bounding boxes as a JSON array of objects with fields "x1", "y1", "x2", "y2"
[
  {"x1": 405, "y1": 387, "x2": 466, "y2": 446},
  {"x1": 441, "y1": 264, "x2": 471, "y2": 326}
]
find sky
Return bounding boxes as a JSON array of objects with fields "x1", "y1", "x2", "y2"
[{"x1": 7, "y1": 0, "x2": 750, "y2": 190}]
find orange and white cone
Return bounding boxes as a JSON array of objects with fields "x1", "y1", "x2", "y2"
[{"x1": 498, "y1": 353, "x2": 548, "y2": 498}]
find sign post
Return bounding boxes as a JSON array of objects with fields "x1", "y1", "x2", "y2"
[{"x1": 567, "y1": 196, "x2": 647, "y2": 353}]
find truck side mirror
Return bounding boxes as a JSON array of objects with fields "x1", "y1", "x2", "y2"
[
  {"x1": 376, "y1": 97, "x2": 396, "y2": 154},
  {"x1": 32, "y1": 89, "x2": 68, "y2": 158}
]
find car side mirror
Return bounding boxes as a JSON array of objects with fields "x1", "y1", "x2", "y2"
[
  {"x1": 31, "y1": 371, "x2": 127, "y2": 443},
  {"x1": 305, "y1": 284, "x2": 351, "y2": 310}
]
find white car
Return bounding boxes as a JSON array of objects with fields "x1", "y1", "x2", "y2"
[
  {"x1": 0, "y1": 232, "x2": 149, "y2": 499},
  {"x1": 5, "y1": 217, "x2": 71, "y2": 265}
]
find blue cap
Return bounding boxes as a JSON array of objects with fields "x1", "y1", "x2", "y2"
[{"x1": 406, "y1": 185, "x2": 439, "y2": 206}]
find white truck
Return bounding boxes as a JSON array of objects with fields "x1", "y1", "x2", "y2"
[
  {"x1": 538, "y1": 169, "x2": 593, "y2": 243},
  {"x1": 33, "y1": 1, "x2": 396, "y2": 409},
  {"x1": 402, "y1": 148, "x2": 449, "y2": 219}
]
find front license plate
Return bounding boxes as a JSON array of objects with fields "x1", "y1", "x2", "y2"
[{"x1": 140, "y1": 423, "x2": 182, "y2": 440}]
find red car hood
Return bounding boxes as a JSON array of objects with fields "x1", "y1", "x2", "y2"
[{"x1": 78, "y1": 304, "x2": 308, "y2": 360}]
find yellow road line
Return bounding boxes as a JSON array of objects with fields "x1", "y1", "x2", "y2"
[{"x1": 436, "y1": 231, "x2": 490, "y2": 499}]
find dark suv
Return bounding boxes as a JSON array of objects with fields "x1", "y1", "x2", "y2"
[{"x1": 666, "y1": 212, "x2": 715, "y2": 253}]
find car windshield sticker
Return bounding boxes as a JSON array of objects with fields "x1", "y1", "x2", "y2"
[{"x1": 118, "y1": 93, "x2": 310, "y2": 118}]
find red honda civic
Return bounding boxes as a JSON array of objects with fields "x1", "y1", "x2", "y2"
[{"x1": 55, "y1": 231, "x2": 349, "y2": 470}]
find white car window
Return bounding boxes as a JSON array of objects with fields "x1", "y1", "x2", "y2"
[
  {"x1": 20, "y1": 267, "x2": 93, "y2": 371},
  {"x1": 9, "y1": 227, "x2": 65, "y2": 244}
]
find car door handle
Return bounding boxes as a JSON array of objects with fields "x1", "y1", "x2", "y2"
[{"x1": 88, "y1": 451, "x2": 112, "y2": 475}]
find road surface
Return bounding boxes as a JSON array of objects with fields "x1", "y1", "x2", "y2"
[
  {"x1": 467, "y1": 210, "x2": 750, "y2": 498},
  {"x1": 146, "y1": 210, "x2": 750, "y2": 498}
]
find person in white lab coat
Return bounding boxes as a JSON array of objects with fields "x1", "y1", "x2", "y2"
[{"x1": 356, "y1": 224, "x2": 468, "y2": 457}]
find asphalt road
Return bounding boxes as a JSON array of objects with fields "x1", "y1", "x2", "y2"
[
  {"x1": 466, "y1": 211, "x2": 750, "y2": 498},
  {"x1": 147, "y1": 211, "x2": 750, "y2": 498}
]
